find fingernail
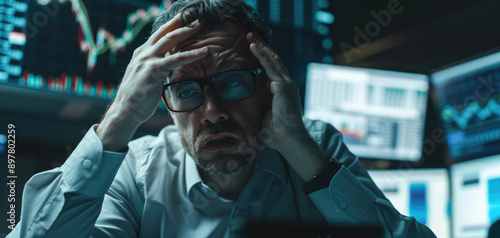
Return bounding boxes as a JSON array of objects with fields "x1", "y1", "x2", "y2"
[
  {"x1": 190, "y1": 20, "x2": 201, "y2": 28},
  {"x1": 254, "y1": 42, "x2": 263, "y2": 48}
]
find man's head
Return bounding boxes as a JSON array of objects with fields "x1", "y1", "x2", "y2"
[{"x1": 154, "y1": 0, "x2": 272, "y2": 176}]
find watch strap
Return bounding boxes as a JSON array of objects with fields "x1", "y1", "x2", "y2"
[{"x1": 302, "y1": 158, "x2": 342, "y2": 195}]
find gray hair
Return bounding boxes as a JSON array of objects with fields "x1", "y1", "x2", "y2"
[{"x1": 151, "y1": 0, "x2": 272, "y2": 44}]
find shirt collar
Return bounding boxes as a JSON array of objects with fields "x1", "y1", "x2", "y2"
[{"x1": 185, "y1": 152, "x2": 203, "y2": 197}]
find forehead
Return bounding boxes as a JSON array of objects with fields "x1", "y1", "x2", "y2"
[{"x1": 168, "y1": 21, "x2": 258, "y2": 83}]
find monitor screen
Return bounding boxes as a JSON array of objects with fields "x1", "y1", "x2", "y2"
[
  {"x1": 431, "y1": 51, "x2": 500, "y2": 162},
  {"x1": 450, "y1": 154, "x2": 500, "y2": 238},
  {"x1": 304, "y1": 63, "x2": 429, "y2": 161},
  {"x1": 368, "y1": 169, "x2": 451, "y2": 238},
  {"x1": 0, "y1": 0, "x2": 165, "y2": 100}
]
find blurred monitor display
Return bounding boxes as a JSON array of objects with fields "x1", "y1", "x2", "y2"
[
  {"x1": 0, "y1": 0, "x2": 164, "y2": 100},
  {"x1": 431, "y1": 51, "x2": 500, "y2": 162},
  {"x1": 450, "y1": 154, "x2": 500, "y2": 238},
  {"x1": 368, "y1": 169, "x2": 451, "y2": 238},
  {"x1": 304, "y1": 63, "x2": 429, "y2": 161}
]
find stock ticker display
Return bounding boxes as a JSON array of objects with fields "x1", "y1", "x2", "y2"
[
  {"x1": 0, "y1": 0, "x2": 165, "y2": 100},
  {"x1": 431, "y1": 51, "x2": 500, "y2": 162}
]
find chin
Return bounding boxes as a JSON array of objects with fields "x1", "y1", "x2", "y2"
[{"x1": 196, "y1": 153, "x2": 252, "y2": 176}]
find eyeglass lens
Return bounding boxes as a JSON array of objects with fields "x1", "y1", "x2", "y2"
[{"x1": 164, "y1": 70, "x2": 257, "y2": 112}]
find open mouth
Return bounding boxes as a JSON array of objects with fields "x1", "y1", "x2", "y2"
[
  {"x1": 202, "y1": 134, "x2": 239, "y2": 151},
  {"x1": 206, "y1": 137, "x2": 235, "y2": 146}
]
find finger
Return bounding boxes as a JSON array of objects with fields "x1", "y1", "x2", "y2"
[
  {"x1": 148, "y1": 13, "x2": 183, "y2": 45},
  {"x1": 250, "y1": 43, "x2": 283, "y2": 82},
  {"x1": 150, "y1": 22, "x2": 203, "y2": 57},
  {"x1": 246, "y1": 31, "x2": 270, "y2": 48},
  {"x1": 249, "y1": 45, "x2": 289, "y2": 84},
  {"x1": 158, "y1": 46, "x2": 210, "y2": 78},
  {"x1": 247, "y1": 33, "x2": 292, "y2": 82}
]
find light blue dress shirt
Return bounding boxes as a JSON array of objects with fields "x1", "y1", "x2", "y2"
[{"x1": 8, "y1": 119, "x2": 436, "y2": 237}]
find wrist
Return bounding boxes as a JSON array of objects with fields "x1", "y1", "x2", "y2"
[
  {"x1": 302, "y1": 158, "x2": 343, "y2": 194},
  {"x1": 96, "y1": 104, "x2": 142, "y2": 152},
  {"x1": 277, "y1": 134, "x2": 329, "y2": 182}
]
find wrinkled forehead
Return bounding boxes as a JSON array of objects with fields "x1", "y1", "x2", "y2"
[
  {"x1": 167, "y1": 22, "x2": 258, "y2": 83},
  {"x1": 176, "y1": 21, "x2": 247, "y2": 52}
]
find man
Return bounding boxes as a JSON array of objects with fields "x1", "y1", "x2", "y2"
[{"x1": 8, "y1": 0, "x2": 436, "y2": 237}]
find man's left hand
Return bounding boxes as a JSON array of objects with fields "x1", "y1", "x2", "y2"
[{"x1": 246, "y1": 32, "x2": 309, "y2": 154}]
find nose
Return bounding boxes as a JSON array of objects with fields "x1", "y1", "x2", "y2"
[{"x1": 200, "y1": 87, "x2": 229, "y2": 125}]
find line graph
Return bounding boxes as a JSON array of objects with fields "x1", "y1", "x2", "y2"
[
  {"x1": 442, "y1": 99, "x2": 500, "y2": 129},
  {"x1": 36, "y1": 0, "x2": 163, "y2": 75},
  {"x1": 1, "y1": 0, "x2": 178, "y2": 100}
]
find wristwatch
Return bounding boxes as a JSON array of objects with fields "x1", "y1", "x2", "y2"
[{"x1": 302, "y1": 158, "x2": 343, "y2": 195}]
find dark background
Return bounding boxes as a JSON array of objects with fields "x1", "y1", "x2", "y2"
[{"x1": 332, "y1": 0, "x2": 500, "y2": 74}]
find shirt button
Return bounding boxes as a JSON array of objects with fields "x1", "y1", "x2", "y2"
[
  {"x1": 235, "y1": 209, "x2": 240, "y2": 214},
  {"x1": 339, "y1": 200, "x2": 348, "y2": 210},
  {"x1": 82, "y1": 159, "x2": 92, "y2": 169}
]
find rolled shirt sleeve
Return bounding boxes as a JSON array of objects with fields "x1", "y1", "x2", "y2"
[
  {"x1": 61, "y1": 125, "x2": 126, "y2": 197},
  {"x1": 308, "y1": 167, "x2": 376, "y2": 225},
  {"x1": 307, "y1": 167, "x2": 436, "y2": 238},
  {"x1": 7, "y1": 126, "x2": 126, "y2": 238},
  {"x1": 304, "y1": 119, "x2": 436, "y2": 238}
]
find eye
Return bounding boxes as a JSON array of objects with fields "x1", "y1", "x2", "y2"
[
  {"x1": 179, "y1": 90, "x2": 198, "y2": 98},
  {"x1": 225, "y1": 80, "x2": 240, "y2": 87}
]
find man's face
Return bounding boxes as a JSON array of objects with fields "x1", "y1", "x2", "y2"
[{"x1": 168, "y1": 22, "x2": 268, "y2": 175}]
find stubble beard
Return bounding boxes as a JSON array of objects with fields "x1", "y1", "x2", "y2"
[
  {"x1": 179, "y1": 123, "x2": 260, "y2": 176},
  {"x1": 197, "y1": 150, "x2": 253, "y2": 175}
]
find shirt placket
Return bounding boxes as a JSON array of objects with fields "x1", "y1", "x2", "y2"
[{"x1": 228, "y1": 174, "x2": 256, "y2": 237}]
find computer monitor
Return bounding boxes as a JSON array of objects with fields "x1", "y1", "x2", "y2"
[
  {"x1": 431, "y1": 50, "x2": 500, "y2": 162},
  {"x1": 450, "y1": 154, "x2": 500, "y2": 238},
  {"x1": 0, "y1": 0, "x2": 165, "y2": 100},
  {"x1": 304, "y1": 63, "x2": 429, "y2": 161},
  {"x1": 368, "y1": 169, "x2": 451, "y2": 238}
]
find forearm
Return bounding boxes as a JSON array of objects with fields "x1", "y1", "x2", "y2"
[
  {"x1": 97, "y1": 102, "x2": 143, "y2": 152},
  {"x1": 277, "y1": 132, "x2": 329, "y2": 183}
]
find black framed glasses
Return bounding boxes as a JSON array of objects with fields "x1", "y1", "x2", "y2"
[{"x1": 162, "y1": 68, "x2": 263, "y2": 112}]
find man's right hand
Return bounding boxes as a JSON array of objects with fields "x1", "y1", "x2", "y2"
[{"x1": 96, "y1": 14, "x2": 209, "y2": 152}]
